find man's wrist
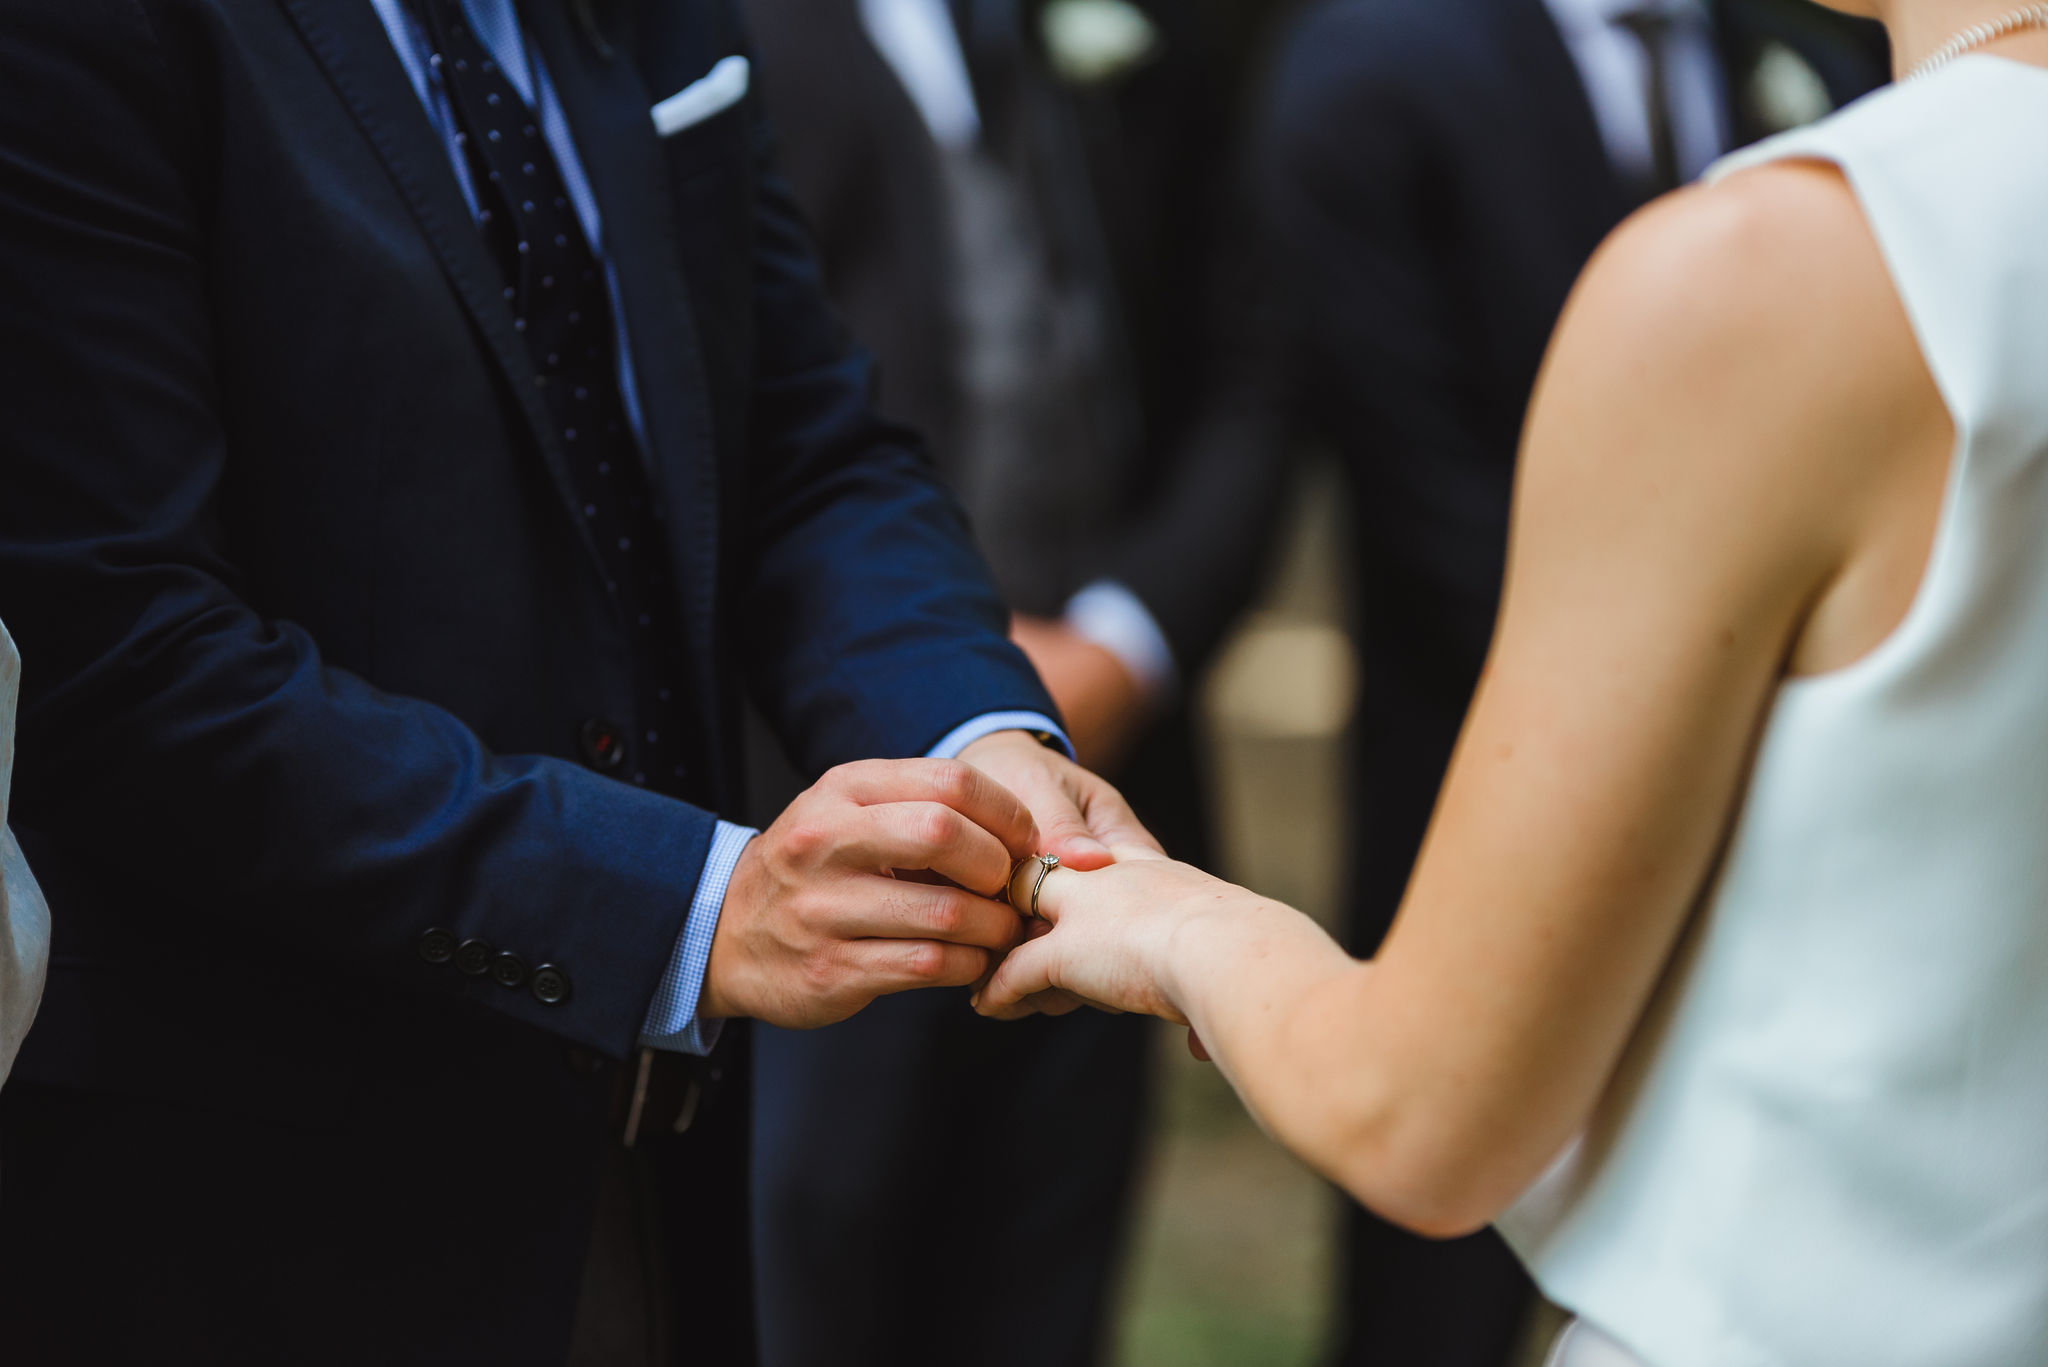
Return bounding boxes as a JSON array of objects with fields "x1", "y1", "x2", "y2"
[{"x1": 929, "y1": 711, "x2": 1073, "y2": 762}]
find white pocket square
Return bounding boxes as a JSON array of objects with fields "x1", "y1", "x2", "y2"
[{"x1": 651, "y1": 55, "x2": 750, "y2": 137}]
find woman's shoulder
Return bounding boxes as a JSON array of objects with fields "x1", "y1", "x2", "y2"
[
  {"x1": 1516, "y1": 160, "x2": 1946, "y2": 657},
  {"x1": 1552, "y1": 160, "x2": 1925, "y2": 492}
]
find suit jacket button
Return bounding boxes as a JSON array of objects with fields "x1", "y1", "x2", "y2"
[
  {"x1": 531, "y1": 964, "x2": 572, "y2": 1005},
  {"x1": 417, "y1": 928, "x2": 459, "y2": 965},
  {"x1": 455, "y1": 938, "x2": 496, "y2": 976},
  {"x1": 578, "y1": 717, "x2": 628, "y2": 773},
  {"x1": 491, "y1": 951, "x2": 529, "y2": 989}
]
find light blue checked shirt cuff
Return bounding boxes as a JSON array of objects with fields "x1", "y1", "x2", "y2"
[
  {"x1": 639, "y1": 820, "x2": 756, "y2": 1056},
  {"x1": 927, "y1": 711, "x2": 1072, "y2": 761},
  {"x1": 636, "y1": 716, "x2": 1068, "y2": 1053}
]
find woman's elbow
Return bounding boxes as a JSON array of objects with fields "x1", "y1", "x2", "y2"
[
  {"x1": 1298, "y1": 1111, "x2": 1527, "y2": 1242},
  {"x1": 1332, "y1": 1154, "x2": 1506, "y2": 1240}
]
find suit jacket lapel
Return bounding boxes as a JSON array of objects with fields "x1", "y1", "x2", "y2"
[
  {"x1": 274, "y1": 0, "x2": 616, "y2": 592},
  {"x1": 519, "y1": 0, "x2": 727, "y2": 777}
]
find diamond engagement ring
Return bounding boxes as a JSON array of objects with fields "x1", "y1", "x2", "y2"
[{"x1": 1009, "y1": 853, "x2": 1060, "y2": 920}]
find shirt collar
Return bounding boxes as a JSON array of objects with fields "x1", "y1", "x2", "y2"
[{"x1": 1546, "y1": 0, "x2": 1709, "y2": 35}]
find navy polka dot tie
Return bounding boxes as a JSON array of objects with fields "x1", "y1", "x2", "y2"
[{"x1": 410, "y1": 0, "x2": 694, "y2": 796}]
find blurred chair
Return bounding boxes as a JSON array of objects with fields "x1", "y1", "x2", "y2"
[
  {"x1": 740, "y1": 0, "x2": 1291, "y2": 1361},
  {"x1": 1253, "y1": 1, "x2": 1890, "y2": 1363}
]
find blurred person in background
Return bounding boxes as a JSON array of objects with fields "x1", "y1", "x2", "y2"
[
  {"x1": 1254, "y1": 0, "x2": 1889, "y2": 1361},
  {"x1": 739, "y1": 0, "x2": 1291, "y2": 1360},
  {"x1": 976, "y1": 4, "x2": 2048, "y2": 1364},
  {"x1": 0, "y1": 619, "x2": 48, "y2": 1091}
]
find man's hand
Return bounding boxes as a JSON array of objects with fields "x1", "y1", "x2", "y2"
[
  {"x1": 701, "y1": 758, "x2": 1037, "y2": 1029},
  {"x1": 956, "y1": 729, "x2": 1161, "y2": 872},
  {"x1": 1010, "y1": 616, "x2": 1147, "y2": 772}
]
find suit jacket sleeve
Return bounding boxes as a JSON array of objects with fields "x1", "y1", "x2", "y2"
[
  {"x1": 731, "y1": 99, "x2": 1061, "y2": 772},
  {"x1": 0, "y1": 0, "x2": 704, "y2": 1060}
]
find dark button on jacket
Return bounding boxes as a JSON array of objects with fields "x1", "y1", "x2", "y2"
[
  {"x1": 530, "y1": 964, "x2": 572, "y2": 1006},
  {"x1": 416, "y1": 927, "x2": 459, "y2": 964}
]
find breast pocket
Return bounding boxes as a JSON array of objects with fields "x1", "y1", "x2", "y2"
[{"x1": 653, "y1": 54, "x2": 751, "y2": 182}]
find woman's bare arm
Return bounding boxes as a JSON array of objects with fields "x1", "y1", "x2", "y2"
[{"x1": 981, "y1": 161, "x2": 1952, "y2": 1235}]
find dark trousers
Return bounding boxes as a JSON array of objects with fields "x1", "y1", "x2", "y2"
[
  {"x1": 1, "y1": 1034, "x2": 756, "y2": 1367},
  {"x1": 749, "y1": 992, "x2": 1151, "y2": 1367}
]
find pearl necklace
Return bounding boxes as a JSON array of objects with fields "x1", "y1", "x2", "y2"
[{"x1": 1909, "y1": 3, "x2": 2048, "y2": 79}]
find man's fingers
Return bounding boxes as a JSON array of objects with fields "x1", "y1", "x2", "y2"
[
  {"x1": 849, "y1": 801, "x2": 1014, "y2": 896},
  {"x1": 826, "y1": 759, "x2": 1039, "y2": 860},
  {"x1": 840, "y1": 878, "x2": 1021, "y2": 952},
  {"x1": 1078, "y1": 782, "x2": 1164, "y2": 858},
  {"x1": 1035, "y1": 801, "x2": 1114, "y2": 871},
  {"x1": 845, "y1": 938, "x2": 989, "y2": 996}
]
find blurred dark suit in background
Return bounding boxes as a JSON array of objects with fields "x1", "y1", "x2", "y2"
[
  {"x1": 1255, "y1": 1, "x2": 1890, "y2": 1363},
  {"x1": 738, "y1": 0, "x2": 1290, "y2": 1362}
]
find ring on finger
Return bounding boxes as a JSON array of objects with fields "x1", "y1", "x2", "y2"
[{"x1": 1026, "y1": 854, "x2": 1060, "y2": 920}]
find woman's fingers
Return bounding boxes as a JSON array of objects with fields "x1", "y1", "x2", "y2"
[{"x1": 973, "y1": 935, "x2": 1058, "y2": 1016}]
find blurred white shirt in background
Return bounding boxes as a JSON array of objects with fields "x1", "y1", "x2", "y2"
[{"x1": 1544, "y1": 0, "x2": 1732, "y2": 183}]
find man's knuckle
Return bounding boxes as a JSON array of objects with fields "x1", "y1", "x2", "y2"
[
  {"x1": 779, "y1": 821, "x2": 832, "y2": 863},
  {"x1": 800, "y1": 948, "x2": 841, "y2": 993},
  {"x1": 908, "y1": 803, "x2": 957, "y2": 849},
  {"x1": 923, "y1": 891, "x2": 966, "y2": 938},
  {"x1": 930, "y1": 760, "x2": 977, "y2": 803}
]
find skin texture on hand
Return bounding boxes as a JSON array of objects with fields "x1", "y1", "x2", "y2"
[
  {"x1": 955, "y1": 728, "x2": 1162, "y2": 872},
  {"x1": 701, "y1": 757, "x2": 1037, "y2": 1029},
  {"x1": 1009, "y1": 616, "x2": 1147, "y2": 773},
  {"x1": 957, "y1": 727, "x2": 1164, "y2": 1018},
  {"x1": 979, "y1": 851, "x2": 1340, "y2": 1039}
]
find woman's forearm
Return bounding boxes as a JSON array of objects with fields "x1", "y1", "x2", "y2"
[
  {"x1": 1162, "y1": 901, "x2": 1394, "y2": 1185},
  {"x1": 1167, "y1": 897, "x2": 1513, "y2": 1238}
]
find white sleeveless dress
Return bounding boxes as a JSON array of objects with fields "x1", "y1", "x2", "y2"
[
  {"x1": 1499, "y1": 57, "x2": 2048, "y2": 1367},
  {"x1": 0, "y1": 616, "x2": 49, "y2": 1088}
]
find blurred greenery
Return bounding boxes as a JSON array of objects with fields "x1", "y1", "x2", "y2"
[
  {"x1": 1112, "y1": 1024, "x2": 1335, "y2": 1367},
  {"x1": 1109, "y1": 473, "x2": 1349, "y2": 1367}
]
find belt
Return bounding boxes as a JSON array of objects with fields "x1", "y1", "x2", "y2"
[{"x1": 611, "y1": 1046, "x2": 724, "y2": 1147}]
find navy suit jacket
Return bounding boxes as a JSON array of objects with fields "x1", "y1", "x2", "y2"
[{"x1": 0, "y1": 0, "x2": 1053, "y2": 1357}]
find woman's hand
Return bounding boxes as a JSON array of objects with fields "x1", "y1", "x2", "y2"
[{"x1": 972, "y1": 847, "x2": 1290, "y2": 1027}]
